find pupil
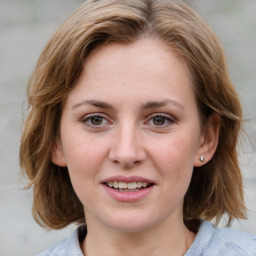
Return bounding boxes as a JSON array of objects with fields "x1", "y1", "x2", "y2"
[
  {"x1": 91, "y1": 116, "x2": 102, "y2": 125},
  {"x1": 153, "y1": 117, "x2": 165, "y2": 125}
]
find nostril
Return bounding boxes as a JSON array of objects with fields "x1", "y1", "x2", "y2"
[{"x1": 109, "y1": 148, "x2": 146, "y2": 168}]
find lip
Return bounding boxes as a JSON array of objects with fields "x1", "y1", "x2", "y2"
[
  {"x1": 102, "y1": 184, "x2": 154, "y2": 202},
  {"x1": 101, "y1": 176, "x2": 155, "y2": 202},
  {"x1": 101, "y1": 175, "x2": 155, "y2": 184}
]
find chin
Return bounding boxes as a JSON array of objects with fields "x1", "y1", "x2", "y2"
[{"x1": 102, "y1": 211, "x2": 159, "y2": 233}]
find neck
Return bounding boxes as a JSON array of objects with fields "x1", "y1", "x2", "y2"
[{"x1": 81, "y1": 216, "x2": 195, "y2": 256}]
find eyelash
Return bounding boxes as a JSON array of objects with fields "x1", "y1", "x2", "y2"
[
  {"x1": 146, "y1": 113, "x2": 176, "y2": 127},
  {"x1": 81, "y1": 113, "x2": 110, "y2": 127},
  {"x1": 80, "y1": 113, "x2": 176, "y2": 129}
]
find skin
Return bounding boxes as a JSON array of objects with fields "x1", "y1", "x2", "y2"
[{"x1": 52, "y1": 37, "x2": 219, "y2": 256}]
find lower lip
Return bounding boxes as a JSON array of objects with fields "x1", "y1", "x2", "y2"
[{"x1": 102, "y1": 184, "x2": 154, "y2": 202}]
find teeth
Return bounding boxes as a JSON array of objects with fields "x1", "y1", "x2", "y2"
[
  {"x1": 142, "y1": 182, "x2": 147, "y2": 188},
  {"x1": 137, "y1": 181, "x2": 142, "y2": 188},
  {"x1": 106, "y1": 181, "x2": 149, "y2": 189},
  {"x1": 119, "y1": 182, "x2": 128, "y2": 189},
  {"x1": 128, "y1": 182, "x2": 137, "y2": 190},
  {"x1": 113, "y1": 181, "x2": 118, "y2": 188}
]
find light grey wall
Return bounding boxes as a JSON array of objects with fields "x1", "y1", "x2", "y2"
[{"x1": 0, "y1": 1, "x2": 255, "y2": 255}]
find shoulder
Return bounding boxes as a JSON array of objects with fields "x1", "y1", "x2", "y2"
[
  {"x1": 188, "y1": 221, "x2": 256, "y2": 256},
  {"x1": 36, "y1": 237, "x2": 68, "y2": 256},
  {"x1": 36, "y1": 226, "x2": 85, "y2": 256},
  {"x1": 210, "y1": 223, "x2": 256, "y2": 255}
]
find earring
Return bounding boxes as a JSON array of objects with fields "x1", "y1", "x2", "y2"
[{"x1": 199, "y1": 155, "x2": 205, "y2": 162}]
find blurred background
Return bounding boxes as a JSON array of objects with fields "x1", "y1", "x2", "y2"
[{"x1": 0, "y1": 0, "x2": 255, "y2": 255}]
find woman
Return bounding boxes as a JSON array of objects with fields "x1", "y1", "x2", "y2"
[{"x1": 20, "y1": 0, "x2": 256, "y2": 255}]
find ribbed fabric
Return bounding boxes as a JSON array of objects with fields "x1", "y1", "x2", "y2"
[
  {"x1": 186, "y1": 222, "x2": 256, "y2": 256},
  {"x1": 37, "y1": 221, "x2": 256, "y2": 256}
]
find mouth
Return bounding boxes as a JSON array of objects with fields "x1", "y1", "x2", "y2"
[
  {"x1": 104, "y1": 181, "x2": 154, "y2": 192},
  {"x1": 102, "y1": 176, "x2": 155, "y2": 202}
]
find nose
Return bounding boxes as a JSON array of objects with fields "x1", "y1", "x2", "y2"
[{"x1": 109, "y1": 124, "x2": 146, "y2": 168}]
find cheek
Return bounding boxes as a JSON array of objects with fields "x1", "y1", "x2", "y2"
[
  {"x1": 149, "y1": 134, "x2": 198, "y2": 184},
  {"x1": 63, "y1": 140, "x2": 104, "y2": 205},
  {"x1": 62, "y1": 134, "x2": 112, "y2": 198},
  {"x1": 63, "y1": 131, "x2": 106, "y2": 168},
  {"x1": 153, "y1": 135, "x2": 197, "y2": 165}
]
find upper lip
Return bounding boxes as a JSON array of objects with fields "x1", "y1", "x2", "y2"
[{"x1": 101, "y1": 175, "x2": 155, "y2": 184}]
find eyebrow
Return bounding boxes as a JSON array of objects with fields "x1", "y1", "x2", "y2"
[
  {"x1": 141, "y1": 99, "x2": 184, "y2": 110},
  {"x1": 72, "y1": 99, "x2": 184, "y2": 110},
  {"x1": 72, "y1": 99, "x2": 113, "y2": 110}
]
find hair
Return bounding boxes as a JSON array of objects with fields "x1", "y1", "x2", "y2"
[{"x1": 20, "y1": 0, "x2": 247, "y2": 232}]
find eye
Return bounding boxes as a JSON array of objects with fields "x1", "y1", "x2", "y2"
[
  {"x1": 147, "y1": 114, "x2": 175, "y2": 127},
  {"x1": 81, "y1": 114, "x2": 110, "y2": 127},
  {"x1": 89, "y1": 116, "x2": 104, "y2": 125},
  {"x1": 152, "y1": 116, "x2": 167, "y2": 126}
]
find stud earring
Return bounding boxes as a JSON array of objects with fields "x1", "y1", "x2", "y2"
[{"x1": 199, "y1": 155, "x2": 205, "y2": 162}]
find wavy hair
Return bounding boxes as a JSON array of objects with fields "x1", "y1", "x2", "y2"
[{"x1": 20, "y1": 0, "x2": 246, "y2": 231}]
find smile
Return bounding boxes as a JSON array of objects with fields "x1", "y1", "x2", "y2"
[
  {"x1": 105, "y1": 181, "x2": 151, "y2": 192},
  {"x1": 102, "y1": 176, "x2": 155, "y2": 202}
]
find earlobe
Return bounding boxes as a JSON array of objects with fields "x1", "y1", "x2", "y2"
[
  {"x1": 194, "y1": 113, "x2": 221, "y2": 167},
  {"x1": 51, "y1": 139, "x2": 67, "y2": 167}
]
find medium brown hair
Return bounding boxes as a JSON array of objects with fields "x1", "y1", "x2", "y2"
[{"x1": 20, "y1": 0, "x2": 246, "y2": 231}]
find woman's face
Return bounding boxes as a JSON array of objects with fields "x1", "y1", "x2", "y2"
[{"x1": 52, "y1": 38, "x2": 206, "y2": 232}]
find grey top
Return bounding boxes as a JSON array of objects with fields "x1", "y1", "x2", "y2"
[{"x1": 37, "y1": 221, "x2": 256, "y2": 256}]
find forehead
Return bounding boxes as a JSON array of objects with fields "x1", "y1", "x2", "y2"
[
  {"x1": 65, "y1": 37, "x2": 196, "y2": 110},
  {"x1": 86, "y1": 37, "x2": 190, "y2": 72}
]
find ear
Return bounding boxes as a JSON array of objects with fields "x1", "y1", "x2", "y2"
[
  {"x1": 194, "y1": 113, "x2": 221, "y2": 167},
  {"x1": 51, "y1": 139, "x2": 67, "y2": 167}
]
